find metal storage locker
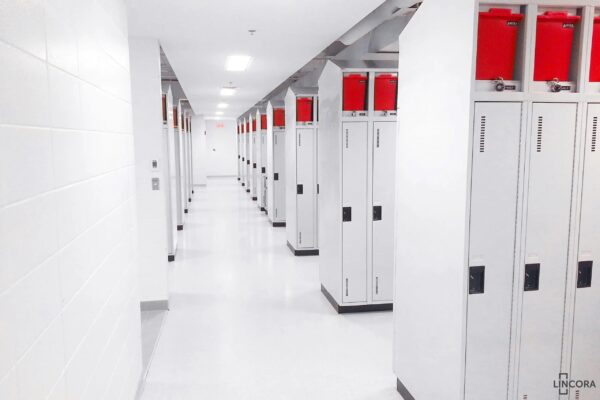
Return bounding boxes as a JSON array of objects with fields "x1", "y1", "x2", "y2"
[{"x1": 267, "y1": 102, "x2": 286, "y2": 225}]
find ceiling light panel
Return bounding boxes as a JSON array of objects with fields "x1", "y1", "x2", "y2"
[
  {"x1": 217, "y1": 103, "x2": 229, "y2": 109},
  {"x1": 225, "y1": 55, "x2": 252, "y2": 72},
  {"x1": 220, "y1": 87, "x2": 237, "y2": 96}
]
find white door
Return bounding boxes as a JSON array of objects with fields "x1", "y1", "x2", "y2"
[
  {"x1": 296, "y1": 128, "x2": 315, "y2": 248},
  {"x1": 570, "y1": 104, "x2": 600, "y2": 400},
  {"x1": 465, "y1": 102, "x2": 522, "y2": 400},
  {"x1": 274, "y1": 130, "x2": 285, "y2": 221},
  {"x1": 518, "y1": 103, "x2": 577, "y2": 400},
  {"x1": 372, "y1": 121, "x2": 396, "y2": 302},
  {"x1": 342, "y1": 122, "x2": 368, "y2": 303}
]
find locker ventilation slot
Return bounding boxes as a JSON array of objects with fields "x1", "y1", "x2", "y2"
[
  {"x1": 592, "y1": 117, "x2": 597, "y2": 152},
  {"x1": 536, "y1": 116, "x2": 543, "y2": 153},
  {"x1": 576, "y1": 389, "x2": 580, "y2": 399},
  {"x1": 479, "y1": 116, "x2": 486, "y2": 153}
]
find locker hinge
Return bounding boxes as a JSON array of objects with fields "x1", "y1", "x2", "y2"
[
  {"x1": 298, "y1": 231, "x2": 302, "y2": 244},
  {"x1": 345, "y1": 278, "x2": 349, "y2": 296},
  {"x1": 375, "y1": 277, "x2": 379, "y2": 294}
]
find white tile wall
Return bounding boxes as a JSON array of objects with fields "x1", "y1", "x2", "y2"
[{"x1": 0, "y1": 1, "x2": 142, "y2": 399}]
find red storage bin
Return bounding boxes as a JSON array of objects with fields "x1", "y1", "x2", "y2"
[
  {"x1": 374, "y1": 74, "x2": 398, "y2": 111},
  {"x1": 273, "y1": 109, "x2": 285, "y2": 127},
  {"x1": 343, "y1": 73, "x2": 368, "y2": 111},
  {"x1": 246, "y1": 121, "x2": 249, "y2": 132},
  {"x1": 261, "y1": 114, "x2": 267, "y2": 129},
  {"x1": 590, "y1": 17, "x2": 600, "y2": 82},
  {"x1": 297, "y1": 97, "x2": 313, "y2": 122},
  {"x1": 173, "y1": 107, "x2": 178, "y2": 127},
  {"x1": 252, "y1": 119, "x2": 256, "y2": 132},
  {"x1": 476, "y1": 8, "x2": 523, "y2": 80},
  {"x1": 534, "y1": 11, "x2": 581, "y2": 81}
]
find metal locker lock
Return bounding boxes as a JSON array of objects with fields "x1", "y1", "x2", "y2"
[
  {"x1": 261, "y1": 167, "x2": 266, "y2": 174},
  {"x1": 373, "y1": 206, "x2": 382, "y2": 221},
  {"x1": 247, "y1": 160, "x2": 250, "y2": 165},
  {"x1": 548, "y1": 78, "x2": 563, "y2": 93},
  {"x1": 296, "y1": 184, "x2": 303, "y2": 194},
  {"x1": 342, "y1": 207, "x2": 352, "y2": 222},
  {"x1": 469, "y1": 266, "x2": 485, "y2": 294},
  {"x1": 577, "y1": 261, "x2": 593, "y2": 288},
  {"x1": 151, "y1": 178, "x2": 160, "y2": 191},
  {"x1": 524, "y1": 263, "x2": 540, "y2": 291},
  {"x1": 274, "y1": 173, "x2": 279, "y2": 181},
  {"x1": 494, "y1": 77, "x2": 505, "y2": 92},
  {"x1": 253, "y1": 163, "x2": 256, "y2": 168}
]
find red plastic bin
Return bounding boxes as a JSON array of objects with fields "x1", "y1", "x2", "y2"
[
  {"x1": 476, "y1": 8, "x2": 523, "y2": 80},
  {"x1": 343, "y1": 74, "x2": 368, "y2": 111},
  {"x1": 273, "y1": 109, "x2": 285, "y2": 127},
  {"x1": 252, "y1": 119, "x2": 257, "y2": 132},
  {"x1": 374, "y1": 74, "x2": 398, "y2": 111},
  {"x1": 297, "y1": 97, "x2": 314, "y2": 122},
  {"x1": 534, "y1": 11, "x2": 581, "y2": 81},
  {"x1": 590, "y1": 17, "x2": 600, "y2": 82},
  {"x1": 246, "y1": 121, "x2": 249, "y2": 133},
  {"x1": 261, "y1": 114, "x2": 267, "y2": 129}
]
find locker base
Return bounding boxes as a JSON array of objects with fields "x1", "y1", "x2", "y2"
[
  {"x1": 396, "y1": 378, "x2": 415, "y2": 400},
  {"x1": 252, "y1": 197, "x2": 257, "y2": 201},
  {"x1": 184, "y1": 209, "x2": 188, "y2": 214},
  {"x1": 287, "y1": 241, "x2": 319, "y2": 256},
  {"x1": 177, "y1": 225, "x2": 183, "y2": 231},
  {"x1": 168, "y1": 254, "x2": 175, "y2": 262},
  {"x1": 272, "y1": 221, "x2": 286, "y2": 227},
  {"x1": 321, "y1": 285, "x2": 393, "y2": 314}
]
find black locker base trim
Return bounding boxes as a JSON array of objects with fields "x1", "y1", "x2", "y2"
[
  {"x1": 246, "y1": 189, "x2": 250, "y2": 193},
  {"x1": 287, "y1": 241, "x2": 319, "y2": 256},
  {"x1": 272, "y1": 221, "x2": 286, "y2": 227},
  {"x1": 320, "y1": 285, "x2": 393, "y2": 314},
  {"x1": 252, "y1": 196, "x2": 257, "y2": 201},
  {"x1": 168, "y1": 254, "x2": 175, "y2": 262},
  {"x1": 184, "y1": 209, "x2": 188, "y2": 214},
  {"x1": 396, "y1": 379, "x2": 416, "y2": 400}
]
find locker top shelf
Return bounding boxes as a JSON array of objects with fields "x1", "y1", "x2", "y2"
[
  {"x1": 288, "y1": 86, "x2": 318, "y2": 96},
  {"x1": 328, "y1": 59, "x2": 398, "y2": 70}
]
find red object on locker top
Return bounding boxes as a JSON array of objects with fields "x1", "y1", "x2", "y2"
[
  {"x1": 296, "y1": 97, "x2": 314, "y2": 122},
  {"x1": 476, "y1": 8, "x2": 523, "y2": 80},
  {"x1": 273, "y1": 109, "x2": 285, "y2": 127},
  {"x1": 534, "y1": 11, "x2": 581, "y2": 82},
  {"x1": 374, "y1": 74, "x2": 398, "y2": 111},
  {"x1": 252, "y1": 119, "x2": 257, "y2": 132},
  {"x1": 261, "y1": 114, "x2": 267, "y2": 129},
  {"x1": 590, "y1": 17, "x2": 600, "y2": 82},
  {"x1": 343, "y1": 74, "x2": 368, "y2": 111},
  {"x1": 246, "y1": 121, "x2": 249, "y2": 132}
]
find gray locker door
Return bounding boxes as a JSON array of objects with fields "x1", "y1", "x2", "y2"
[
  {"x1": 262, "y1": 132, "x2": 267, "y2": 172},
  {"x1": 570, "y1": 104, "x2": 600, "y2": 400},
  {"x1": 372, "y1": 121, "x2": 396, "y2": 302},
  {"x1": 342, "y1": 122, "x2": 368, "y2": 303},
  {"x1": 518, "y1": 103, "x2": 577, "y2": 400},
  {"x1": 297, "y1": 128, "x2": 315, "y2": 248},
  {"x1": 465, "y1": 102, "x2": 522, "y2": 400},
  {"x1": 252, "y1": 132, "x2": 258, "y2": 195},
  {"x1": 246, "y1": 131, "x2": 251, "y2": 186},
  {"x1": 273, "y1": 131, "x2": 285, "y2": 220}
]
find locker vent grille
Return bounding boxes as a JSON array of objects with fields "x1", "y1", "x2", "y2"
[
  {"x1": 592, "y1": 117, "x2": 597, "y2": 152},
  {"x1": 576, "y1": 389, "x2": 580, "y2": 399},
  {"x1": 522, "y1": 395, "x2": 527, "y2": 400},
  {"x1": 479, "y1": 116, "x2": 486, "y2": 153},
  {"x1": 536, "y1": 116, "x2": 543, "y2": 153}
]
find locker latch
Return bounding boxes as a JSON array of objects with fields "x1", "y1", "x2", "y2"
[
  {"x1": 548, "y1": 78, "x2": 571, "y2": 93},
  {"x1": 524, "y1": 263, "x2": 540, "y2": 291},
  {"x1": 261, "y1": 167, "x2": 266, "y2": 174},
  {"x1": 297, "y1": 184, "x2": 303, "y2": 195},
  {"x1": 317, "y1": 184, "x2": 319, "y2": 194},
  {"x1": 253, "y1": 163, "x2": 257, "y2": 168},
  {"x1": 577, "y1": 261, "x2": 593, "y2": 288},
  {"x1": 247, "y1": 160, "x2": 250, "y2": 165},
  {"x1": 373, "y1": 206, "x2": 382, "y2": 221},
  {"x1": 238, "y1": 155, "x2": 240, "y2": 159},
  {"x1": 469, "y1": 266, "x2": 485, "y2": 294},
  {"x1": 342, "y1": 207, "x2": 352, "y2": 222},
  {"x1": 274, "y1": 173, "x2": 279, "y2": 181}
]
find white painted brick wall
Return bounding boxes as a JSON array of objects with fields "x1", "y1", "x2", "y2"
[{"x1": 0, "y1": 0, "x2": 142, "y2": 399}]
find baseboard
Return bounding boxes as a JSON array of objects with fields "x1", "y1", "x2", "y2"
[
  {"x1": 140, "y1": 300, "x2": 169, "y2": 312},
  {"x1": 272, "y1": 221, "x2": 286, "y2": 227},
  {"x1": 286, "y1": 241, "x2": 319, "y2": 256},
  {"x1": 177, "y1": 225, "x2": 183, "y2": 231},
  {"x1": 168, "y1": 254, "x2": 175, "y2": 262},
  {"x1": 320, "y1": 285, "x2": 392, "y2": 314},
  {"x1": 396, "y1": 378, "x2": 416, "y2": 400}
]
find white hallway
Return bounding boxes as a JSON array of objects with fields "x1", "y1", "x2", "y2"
[{"x1": 139, "y1": 178, "x2": 397, "y2": 400}]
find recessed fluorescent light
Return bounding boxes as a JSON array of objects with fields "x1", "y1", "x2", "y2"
[
  {"x1": 220, "y1": 87, "x2": 237, "y2": 96},
  {"x1": 217, "y1": 103, "x2": 229, "y2": 109},
  {"x1": 225, "y1": 55, "x2": 252, "y2": 71},
  {"x1": 215, "y1": 111, "x2": 224, "y2": 115}
]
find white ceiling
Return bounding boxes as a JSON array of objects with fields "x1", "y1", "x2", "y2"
[{"x1": 126, "y1": 0, "x2": 385, "y2": 119}]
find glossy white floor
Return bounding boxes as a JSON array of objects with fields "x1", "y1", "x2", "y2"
[{"x1": 139, "y1": 177, "x2": 397, "y2": 400}]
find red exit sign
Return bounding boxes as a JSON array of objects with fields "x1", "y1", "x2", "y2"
[{"x1": 216, "y1": 123, "x2": 225, "y2": 128}]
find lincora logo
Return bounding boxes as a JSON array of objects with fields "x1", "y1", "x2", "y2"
[{"x1": 554, "y1": 373, "x2": 597, "y2": 395}]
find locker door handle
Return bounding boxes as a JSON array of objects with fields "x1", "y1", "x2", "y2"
[
  {"x1": 238, "y1": 155, "x2": 240, "y2": 159},
  {"x1": 261, "y1": 167, "x2": 266, "y2": 174},
  {"x1": 317, "y1": 184, "x2": 319, "y2": 194},
  {"x1": 373, "y1": 206, "x2": 382, "y2": 221},
  {"x1": 342, "y1": 207, "x2": 352, "y2": 222},
  {"x1": 253, "y1": 163, "x2": 257, "y2": 168},
  {"x1": 469, "y1": 266, "x2": 485, "y2": 294},
  {"x1": 524, "y1": 263, "x2": 540, "y2": 291},
  {"x1": 577, "y1": 261, "x2": 593, "y2": 288},
  {"x1": 274, "y1": 173, "x2": 279, "y2": 181},
  {"x1": 297, "y1": 184, "x2": 303, "y2": 194},
  {"x1": 247, "y1": 160, "x2": 250, "y2": 165}
]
